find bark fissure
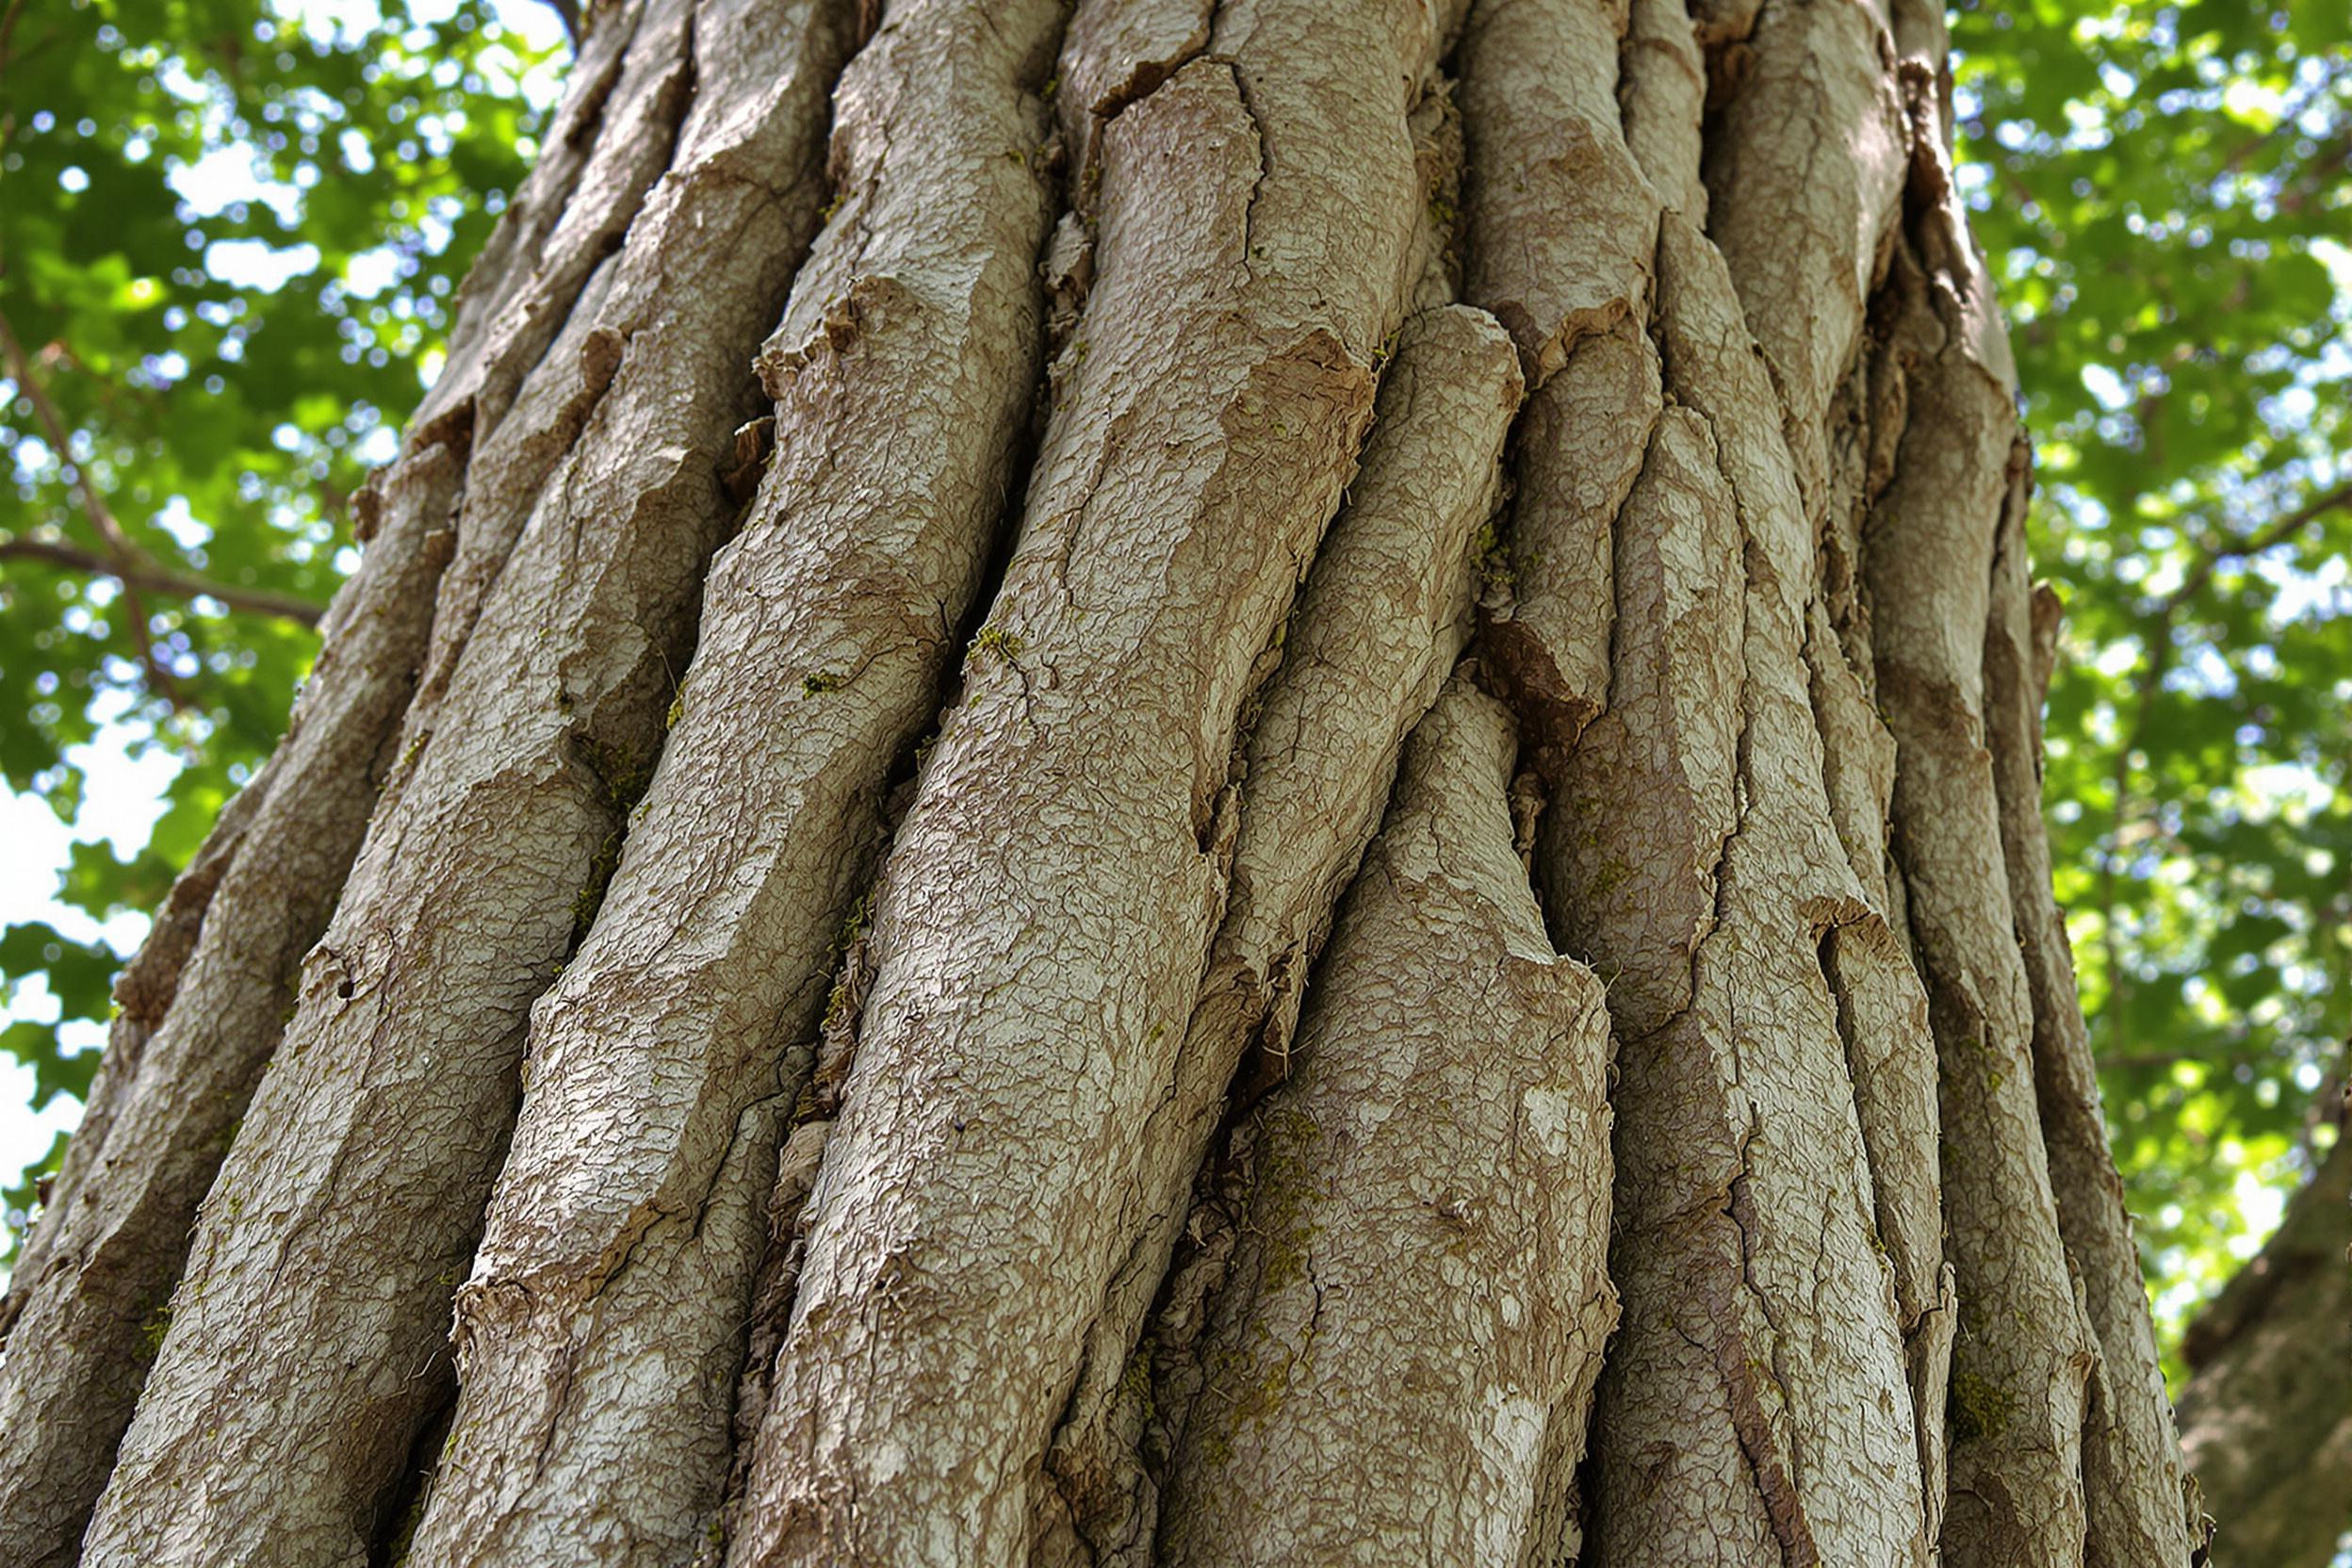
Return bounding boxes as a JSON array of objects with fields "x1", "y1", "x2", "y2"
[
  {"x1": 0, "y1": 23, "x2": 713, "y2": 1553},
  {"x1": 1861, "y1": 175, "x2": 2107, "y2": 1568},
  {"x1": 1537, "y1": 91, "x2": 1930, "y2": 1549},
  {"x1": 1695, "y1": 0, "x2": 1910, "y2": 532},
  {"x1": 726, "y1": 3, "x2": 1457, "y2": 1555},
  {"x1": 1456, "y1": 0, "x2": 1662, "y2": 760},
  {"x1": 0, "y1": 436, "x2": 466, "y2": 1568},
  {"x1": 412, "y1": 0, "x2": 696, "y2": 450},
  {"x1": 1722, "y1": 1109, "x2": 1818, "y2": 1568},
  {"x1": 76, "y1": 2, "x2": 850, "y2": 1555},
  {"x1": 398, "y1": 3, "x2": 1059, "y2": 1560},
  {"x1": 713, "y1": 413, "x2": 1070, "y2": 1558},
  {"x1": 1151, "y1": 680, "x2": 1617, "y2": 1568},
  {"x1": 1981, "y1": 435, "x2": 2204, "y2": 1562},
  {"x1": 1037, "y1": 301, "x2": 1525, "y2": 1564}
]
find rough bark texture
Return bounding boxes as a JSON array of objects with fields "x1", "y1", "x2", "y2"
[
  {"x1": 2176, "y1": 1114, "x2": 2352, "y2": 1568},
  {"x1": 1153, "y1": 679, "x2": 1615, "y2": 1568},
  {"x1": 79, "y1": 5, "x2": 848, "y2": 1560},
  {"x1": 1, "y1": 2, "x2": 2211, "y2": 1564},
  {"x1": 1037, "y1": 300, "x2": 1525, "y2": 1566},
  {"x1": 0, "y1": 437, "x2": 462, "y2": 1568},
  {"x1": 398, "y1": 7, "x2": 1062, "y2": 1563}
]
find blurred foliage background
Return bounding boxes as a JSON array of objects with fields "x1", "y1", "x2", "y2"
[
  {"x1": 0, "y1": 0, "x2": 555, "y2": 1244},
  {"x1": 1952, "y1": 0, "x2": 2350, "y2": 1369},
  {"x1": 2, "y1": 0, "x2": 2346, "y2": 1380}
]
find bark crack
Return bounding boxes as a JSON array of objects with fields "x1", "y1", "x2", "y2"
[{"x1": 1722, "y1": 1105, "x2": 1820, "y2": 1568}]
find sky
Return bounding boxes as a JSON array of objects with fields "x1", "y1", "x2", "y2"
[
  {"x1": 0, "y1": 703, "x2": 173, "y2": 1184},
  {"x1": 0, "y1": 0, "x2": 570, "y2": 1243}
]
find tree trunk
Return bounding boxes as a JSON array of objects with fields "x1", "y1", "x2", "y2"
[
  {"x1": 2176, "y1": 1105, "x2": 2352, "y2": 1568},
  {"x1": 0, "y1": 1, "x2": 2210, "y2": 1563}
]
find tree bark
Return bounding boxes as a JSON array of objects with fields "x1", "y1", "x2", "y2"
[
  {"x1": 2176, "y1": 1110, "x2": 2352, "y2": 1568},
  {"x1": 0, "y1": 2, "x2": 2210, "y2": 1564}
]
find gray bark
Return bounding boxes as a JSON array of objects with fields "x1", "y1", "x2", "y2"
[
  {"x1": 0, "y1": 2, "x2": 2210, "y2": 1564},
  {"x1": 2177, "y1": 1109, "x2": 2352, "y2": 1568}
]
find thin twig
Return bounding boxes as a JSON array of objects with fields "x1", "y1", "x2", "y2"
[
  {"x1": 2219, "y1": 60, "x2": 2348, "y2": 177},
  {"x1": 0, "y1": 0, "x2": 28, "y2": 74}
]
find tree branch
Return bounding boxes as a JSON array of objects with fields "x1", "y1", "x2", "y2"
[
  {"x1": 2098, "y1": 1047, "x2": 2264, "y2": 1075},
  {"x1": 0, "y1": 0, "x2": 27, "y2": 74},
  {"x1": 2218, "y1": 60, "x2": 2348, "y2": 177},
  {"x1": 2160, "y1": 479, "x2": 2352, "y2": 617},
  {"x1": 2093, "y1": 479, "x2": 2352, "y2": 1060},
  {"x1": 0, "y1": 305, "x2": 186, "y2": 699},
  {"x1": 0, "y1": 306, "x2": 325, "y2": 694},
  {"x1": 0, "y1": 536, "x2": 323, "y2": 627},
  {"x1": 541, "y1": 0, "x2": 581, "y2": 47}
]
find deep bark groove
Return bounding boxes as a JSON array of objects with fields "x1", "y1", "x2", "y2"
[
  {"x1": 402, "y1": 3, "x2": 1071, "y2": 1560},
  {"x1": 1862, "y1": 185, "x2": 2105, "y2": 1568},
  {"x1": 76, "y1": 3, "x2": 850, "y2": 1558},
  {"x1": 723, "y1": 0, "x2": 1456, "y2": 1549},
  {"x1": 0, "y1": 438, "x2": 465, "y2": 1568},
  {"x1": 1983, "y1": 445, "x2": 2202, "y2": 1562},
  {"x1": 1153, "y1": 680, "x2": 1615, "y2": 1567},
  {"x1": 1037, "y1": 300, "x2": 1524, "y2": 1565}
]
